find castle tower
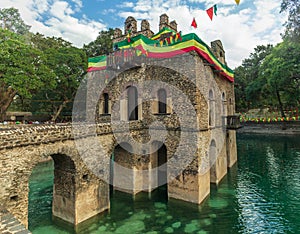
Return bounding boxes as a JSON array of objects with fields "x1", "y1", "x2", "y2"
[
  {"x1": 159, "y1": 13, "x2": 169, "y2": 30},
  {"x1": 211, "y1": 40, "x2": 226, "y2": 65},
  {"x1": 125, "y1": 16, "x2": 137, "y2": 35},
  {"x1": 141, "y1": 19, "x2": 150, "y2": 31},
  {"x1": 169, "y1": 20, "x2": 177, "y2": 32},
  {"x1": 113, "y1": 28, "x2": 122, "y2": 39}
]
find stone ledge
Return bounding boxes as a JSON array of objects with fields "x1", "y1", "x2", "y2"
[{"x1": 0, "y1": 209, "x2": 31, "y2": 234}]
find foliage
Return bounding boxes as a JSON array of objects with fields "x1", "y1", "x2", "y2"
[
  {"x1": 83, "y1": 28, "x2": 114, "y2": 57},
  {"x1": 0, "y1": 28, "x2": 54, "y2": 121},
  {"x1": 0, "y1": 7, "x2": 30, "y2": 35},
  {"x1": 234, "y1": 45, "x2": 273, "y2": 111},
  {"x1": 280, "y1": 0, "x2": 300, "y2": 41},
  {"x1": 259, "y1": 40, "x2": 300, "y2": 116},
  {"x1": 30, "y1": 34, "x2": 87, "y2": 121}
]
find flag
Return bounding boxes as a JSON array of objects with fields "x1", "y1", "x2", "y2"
[
  {"x1": 126, "y1": 30, "x2": 131, "y2": 42},
  {"x1": 191, "y1": 17, "x2": 197, "y2": 28},
  {"x1": 235, "y1": 0, "x2": 240, "y2": 5},
  {"x1": 166, "y1": 37, "x2": 171, "y2": 45},
  {"x1": 206, "y1": 4, "x2": 217, "y2": 21},
  {"x1": 170, "y1": 36, "x2": 173, "y2": 44},
  {"x1": 175, "y1": 32, "x2": 182, "y2": 41}
]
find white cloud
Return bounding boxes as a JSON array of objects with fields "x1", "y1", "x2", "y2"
[
  {"x1": 117, "y1": 0, "x2": 288, "y2": 68},
  {"x1": 119, "y1": 2, "x2": 135, "y2": 8},
  {"x1": 0, "y1": 0, "x2": 107, "y2": 47}
]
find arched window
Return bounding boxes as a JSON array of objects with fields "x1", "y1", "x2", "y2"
[
  {"x1": 209, "y1": 90, "x2": 215, "y2": 127},
  {"x1": 221, "y1": 92, "x2": 226, "y2": 126},
  {"x1": 103, "y1": 93, "x2": 109, "y2": 114},
  {"x1": 222, "y1": 92, "x2": 227, "y2": 115},
  {"x1": 127, "y1": 86, "x2": 138, "y2": 121},
  {"x1": 158, "y1": 88, "x2": 167, "y2": 114}
]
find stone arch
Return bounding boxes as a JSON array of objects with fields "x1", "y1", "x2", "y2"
[
  {"x1": 26, "y1": 142, "x2": 108, "y2": 226},
  {"x1": 27, "y1": 144, "x2": 80, "y2": 225}
]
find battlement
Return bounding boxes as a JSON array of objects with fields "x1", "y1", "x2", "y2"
[{"x1": 113, "y1": 13, "x2": 178, "y2": 44}]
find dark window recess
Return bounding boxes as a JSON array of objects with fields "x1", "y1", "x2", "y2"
[
  {"x1": 82, "y1": 174, "x2": 89, "y2": 181},
  {"x1": 103, "y1": 93, "x2": 109, "y2": 114},
  {"x1": 127, "y1": 86, "x2": 138, "y2": 120},
  {"x1": 10, "y1": 195, "x2": 18, "y2": 201},
  {"x1": 158, "y1": 89, "x2": 167, "y2": 114}
]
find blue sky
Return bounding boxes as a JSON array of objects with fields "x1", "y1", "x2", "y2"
[{"x1": 0, "y1": 0, "x2": 287, "y2": 68}]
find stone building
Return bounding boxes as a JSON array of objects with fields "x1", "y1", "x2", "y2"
[{"x1": 88, "y1": 14, "x2": 238, "y2": 205}]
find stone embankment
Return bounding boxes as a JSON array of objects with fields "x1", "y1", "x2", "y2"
[
  {"x1": 0, "y1": 207, "x2": 31, "y2": 234},
  {"x1": 237, "y1": 121, "x2": 300, "y2": 135}
]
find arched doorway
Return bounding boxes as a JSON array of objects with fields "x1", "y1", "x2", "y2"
[
  {"x1": 151, "y1": 142, "x2": 168, "y2": 201},
  {"x1": 111, "y1": 142, "x2": 135, "y2": 194}
]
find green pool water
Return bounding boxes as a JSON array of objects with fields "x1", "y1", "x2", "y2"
[{"x1": 28, "y1": 134, "x2": 300, "y2": 233}]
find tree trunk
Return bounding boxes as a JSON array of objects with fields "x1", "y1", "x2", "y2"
[
  {"x1": 51, "y1": 100, "x2": 69, "y2": 122},
  {"x1": 276, "y1": 90, "x2": 285, "y2": 118},
  {"x1": 0, "y1": 88, "x2": 17, "y2": 122}
]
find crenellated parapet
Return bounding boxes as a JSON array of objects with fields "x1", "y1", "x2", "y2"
[{"x1": 113, "y1": 16, "x2": 154, "y2": 44}]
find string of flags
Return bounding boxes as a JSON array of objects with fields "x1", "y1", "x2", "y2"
[
  {"x1": 206, "y1": 4, "x2": 217, "y2": 21},
  {"x1": 126, "y1": 1, "x2": 241, "y2": 46},
  {"x1": 191, "y1": 1, "x2": 240, "y2": 28},
  {"x1": 191, "y1": 18, "x2": 197, "y2": 28}
]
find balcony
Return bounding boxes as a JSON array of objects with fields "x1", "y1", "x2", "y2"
[{"x1": 227, "y1": 114, "x2": 242, "y2": 129}]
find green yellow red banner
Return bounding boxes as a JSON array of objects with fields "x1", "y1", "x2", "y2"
[{"x1": 88, "y1": 29, "x2": 234, "y2": 82}]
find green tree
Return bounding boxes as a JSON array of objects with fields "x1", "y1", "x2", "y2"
[
  {"x1": 259, "y1": 40, "x2": 300, "y2": 117},
  {"x1": 0, "y1": 7, "x2": 30, "y2": 35},
  {"x1": 234, "y1": 45, "x2": 273, "y2": 111},
  {"x1": 280, "y1": 0, "x2": 300, "y2": 41},
  {"x1": 31, "y1": 34, "x2": 87, "y2": 122},
  {"x1": 0, "y1": 29, "x2": 54, "y2": 121},
  {"x1": 83, "y1": 28, "x2": 114, "y2": 57}
]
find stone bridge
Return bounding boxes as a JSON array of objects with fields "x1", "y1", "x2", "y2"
[{"x1": 0, "y1": 117, "x2": 237, "y2": 229}]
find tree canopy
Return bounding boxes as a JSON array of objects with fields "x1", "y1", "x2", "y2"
[
  {"x1": 259, "y1": 40, "x2": 300, "y2": 116},
  {"x1": 280, "y1": 0, "x2": 300, "y2": 41},
  {"x1": 0, "y1": 28, "x2": 54, "y2": 121},
  {"x1": 29, "y1": 34, "x2": 87, "y2": 121},
  {"x1": 0, "y1": 7, "x2": 30, "y2": 35},
  {"x1": 83, "y1": 28, "x2": 114, "y2": 57},
  {"x1": 234, "y1": 45, "x2": 273, "y2": 111}
]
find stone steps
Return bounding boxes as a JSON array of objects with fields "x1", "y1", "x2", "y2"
[{"x1": 0, "y1": 208, "x2": 31, "y2": 234}]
